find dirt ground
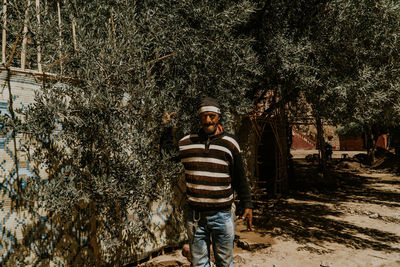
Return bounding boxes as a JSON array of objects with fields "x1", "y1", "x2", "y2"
[{"x1": 141, "y1": 151, "x2": 400, "y2": 267}]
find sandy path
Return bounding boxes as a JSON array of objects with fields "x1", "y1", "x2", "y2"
[
  {"x1": 234, "y1": 160, "x2": 400, "y2": 267},
  {"x1": 141, "y1": 158, "x2": 400, "y2": 267}
]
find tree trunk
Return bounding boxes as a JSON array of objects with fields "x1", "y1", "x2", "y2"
[
  {"x1": 316, "y1": 115, "x2": 327, "y2": 173},
  {"x1": 114, "y1": 201, "x2": 123, "y2": 265},
  {"x1": 270, "y1": 111, "x2": 289, "y2": 195},
  {"x1": 90, "y1": 201, "x2": 100, "y2": 267},
  {"x1": 279, "y1": 107, "x2": 288, "y2": 193}
]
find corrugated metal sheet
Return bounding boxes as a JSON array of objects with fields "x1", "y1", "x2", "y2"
[{"x1": 0, "y1": 70, "x2": 186, "y2": 266}]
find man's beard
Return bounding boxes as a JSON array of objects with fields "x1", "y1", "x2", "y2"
[{"x1": 203, "y1": 123, "x2": 217, "y2": 134}]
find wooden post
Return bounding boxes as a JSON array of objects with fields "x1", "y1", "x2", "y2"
[
  {"x1": 110, "y1": 13, "x2": 116, "y2": 49},
  {"x1": 57, "y1": 1, "x2": 63, "y2": 72},
  {"x1": 5, "y1": 70, "x2": 20, "y2": 200},
  {"x1": 36, "y1": 0, "x2": 42, "y2": 72},
  {"x1": 70, "y1": 14, "x2": 77, "y2": 54},
  {"x1": 2, "y1": 0, "x2": 6, "y2": 64},
  {"x1": 21, "y1": 0, "x2": 31, "y2": 70}
]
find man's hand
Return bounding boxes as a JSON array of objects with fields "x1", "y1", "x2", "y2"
[{"x1": 241, "y1": 208, "x2": 253, "y2": 231}]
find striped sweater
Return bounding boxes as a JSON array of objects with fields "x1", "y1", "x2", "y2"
[{"x1": 179, "y1": 129, "x2": 253, "y2": 211}]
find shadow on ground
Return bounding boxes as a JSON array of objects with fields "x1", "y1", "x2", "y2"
[{"x1": 255, "y1": 159, "x2": 400, "y2": 254}]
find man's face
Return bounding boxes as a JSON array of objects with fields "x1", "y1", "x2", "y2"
[{"x1": 200, "y1": 112, "x2": 220, "y2": 135}]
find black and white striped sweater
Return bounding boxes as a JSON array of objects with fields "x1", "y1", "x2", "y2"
[{"x1": 179, "y1": 129, "x2": 253, "y2": 212}]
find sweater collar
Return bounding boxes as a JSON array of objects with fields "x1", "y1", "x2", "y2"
[{"x1": 198, "y1": 124, "x2": 224, "y2": 139}]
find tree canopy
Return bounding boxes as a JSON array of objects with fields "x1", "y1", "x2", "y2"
[
  {"x1": 252, "y1": 0, "x2": 400, "y2": 152},
  {"x1": 3, "y1": 0, "x2": 400, "y2": 265}
]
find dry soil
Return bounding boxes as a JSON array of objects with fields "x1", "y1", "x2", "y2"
[{"x1": 141, "y1": 152, "x2": 400, "y2": 267}]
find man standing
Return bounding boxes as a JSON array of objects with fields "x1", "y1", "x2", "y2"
[{"x1": 179, "y1": 97, "x2": 253, "y2": 267}]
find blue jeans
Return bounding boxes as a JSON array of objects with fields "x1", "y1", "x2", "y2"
[{"x1": 185, "y1": 208, "x2": 235, "y2": 267}]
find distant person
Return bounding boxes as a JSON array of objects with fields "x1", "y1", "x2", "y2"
[
  {"x1": 325, "y1": 142, "x2": 333, "y2": 160},
  {"x1": 178, "y1": 97, "x2": 253, "y2": 267}
]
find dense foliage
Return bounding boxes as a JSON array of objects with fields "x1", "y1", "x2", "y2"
[
  {"x1": 251, "y1": 0, "x2": 400, "y2": 156},
  {"x1": 9, "y1": 0, "x2": 260, "y2": 264}
]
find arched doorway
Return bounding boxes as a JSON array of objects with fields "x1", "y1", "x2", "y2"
[
  {"x1": 256, "y1": 122, "x2": 277, "y2": 197},
  {"x1": 238, "y1": 115, "x2": 289, "y2": 201}
]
